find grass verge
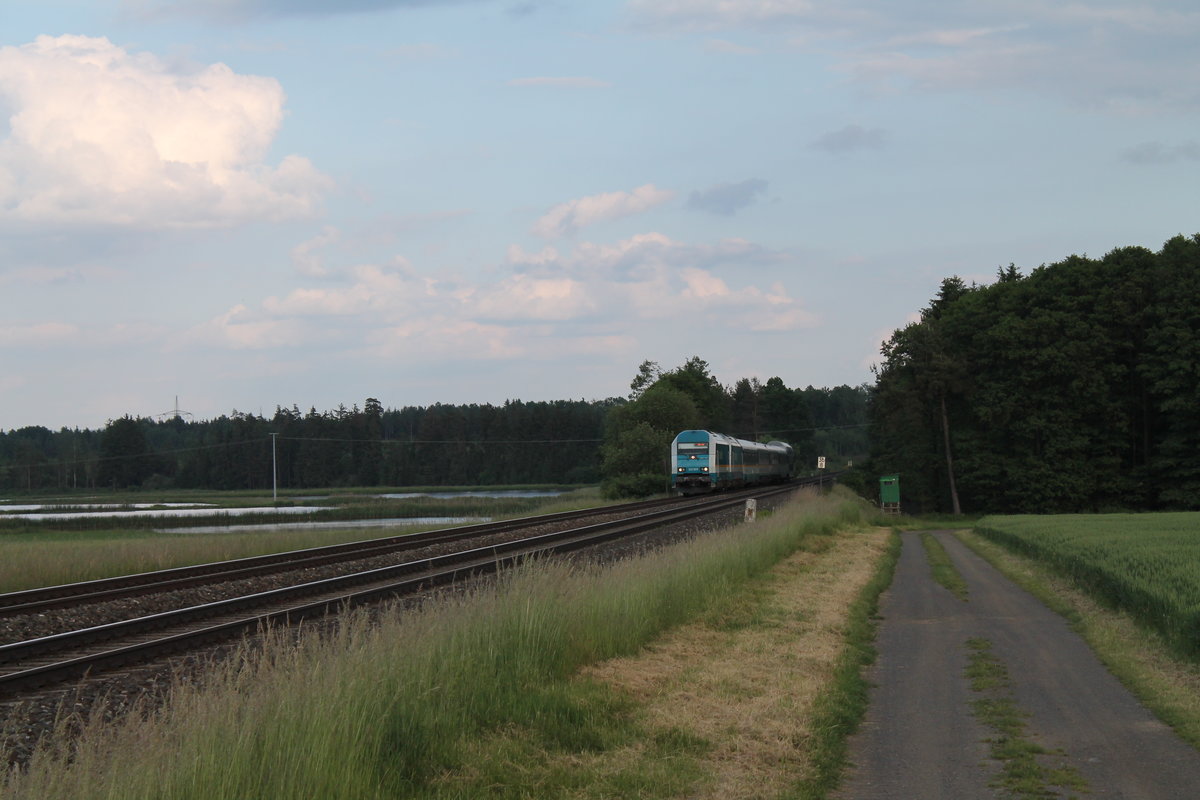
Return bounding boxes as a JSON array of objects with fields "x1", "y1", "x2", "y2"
[
  {"x1": 791, "y1": 526, "x2": 900, "y2": 799},
  {"x1": 957, "y1": 529, "x2": 1200, "y2": 752},
  {"x1": 3, "y1": 489, "x2": 886, "y2": 799},
  {"x1": 964, "y1": 637, "x2": 1088, "y2": 798},
  {"x1": 919, "y1": 532, "x2": 968, "y2": 602}
]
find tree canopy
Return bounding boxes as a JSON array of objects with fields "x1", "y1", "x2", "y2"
[
  {"x1": 599, "y1": 356, "x2": 866, "y2": 497},
  {"x1": 869, "y1": 234, "x2": 1200, "y2": 513}
]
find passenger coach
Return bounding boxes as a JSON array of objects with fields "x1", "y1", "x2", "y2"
[{"x1": 670, "y1": 429, "x2": 795, "y2": 495}]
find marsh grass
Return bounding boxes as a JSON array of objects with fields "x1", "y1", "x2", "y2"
[{"x1": 3, "y1": 489, "x2": 877, "y2": 800}]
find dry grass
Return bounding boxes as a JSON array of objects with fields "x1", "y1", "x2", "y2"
[{"x1": 578, "y1": 525, "x2": 891, "y2": 799}]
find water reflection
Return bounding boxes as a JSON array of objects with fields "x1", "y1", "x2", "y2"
[
  {"x1": 375, "y1": 490, "x2": 565, "y2": 499},
  {"x1": 167, "y1": 517, "x2": 489, "y2": 534},
  {"x1": 6, "y1": 506, "x2": 331, "y2": 522}
]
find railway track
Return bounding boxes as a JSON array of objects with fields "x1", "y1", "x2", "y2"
[
  {"x1": 0, "y1": 483, "x2": 808, "y2": 697},
  {"x1": 0, "y1": 493, "x2": 686, "y2": 617}
]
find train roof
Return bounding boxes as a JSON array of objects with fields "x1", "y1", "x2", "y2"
[{"x1": 672, "y1": 430, "x2": 793, "y2": 453}]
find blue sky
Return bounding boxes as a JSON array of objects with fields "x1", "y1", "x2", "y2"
[{"x1": 2, "y1": 0, "x2": 1197, "y2": 429}]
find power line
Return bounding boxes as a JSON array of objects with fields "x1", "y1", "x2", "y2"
[{"x1": 1, "y1": 424, "x2": 870, "y2": 475}]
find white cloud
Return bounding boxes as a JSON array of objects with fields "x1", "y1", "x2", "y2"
[
  {"x1": 290, "y1": 227, "x2": 341, "y2": 277},
  {"x1": 0, "y1": 265, "x2": 124, "y2": 287},
  {"x1": 183, "y1": 304, "x2": 307, "y2": 350},
  {"x1": 263, "y1": 260, "x2": 436, "y2": 317},
  {"x1": 0, "y1": 320, "x2": 168, "y2": 349},
  {"x1": 185, "y1": 230, "x2": 815, "y2": 363},
  {"x1": 630, "y1": 1, "x2": 1200, "y2": 113},
  {"x1": 0, "y1": 35, "x2": 331, "y2": 229},
  {"x1": 627, "y1": 0, "x2": 819, "y2": 31},
  {"x1": 532, "y1": 184, "x2": 675, "y2": 238},
  {"x1": 468, "y1": 275, "x2": 597, "y2": 322},
  {"x1": 367, "y1": 318, "x2": 524, "y2": 360},
  {"x1": 506, "y1": 243, "x2": 561, "y2": 265},
  {"x1": 885, "y1": 25, "x2": 1027, "y2": 49},
  {"x1": 0, "y1": 322, "x2": 79, "y2": 347}
]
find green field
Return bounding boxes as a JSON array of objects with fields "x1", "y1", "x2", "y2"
[{"x1": 975, "y1": 513, "x2": 1200, "y2": 658}]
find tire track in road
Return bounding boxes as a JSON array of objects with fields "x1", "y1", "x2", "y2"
[{"x1": 838, "y1": 530, "x2": 1200, "y2": 800}]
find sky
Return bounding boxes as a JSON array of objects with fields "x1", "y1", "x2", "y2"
[{"x1": 1, "y1": 0, "x2": 1197, "y2": 431}]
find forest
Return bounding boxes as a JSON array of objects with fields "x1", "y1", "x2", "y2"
[
  {"x1": 0, "y1": 366, "x2": 868, "y2": 496},
  {"x1": 869, "y1": 234, "x2": 1200, "y2": 514}
]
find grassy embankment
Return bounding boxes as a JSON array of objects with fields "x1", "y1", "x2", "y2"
[
  {"x1": 961, "y1": 513, "x2": 1200, "y2": 748},
  {"x1": 0, "y1": 489, "x2": 605, "y2": 593},
  {"x1": 3, "y1": 488, "x2": 896, "y2": 800}
]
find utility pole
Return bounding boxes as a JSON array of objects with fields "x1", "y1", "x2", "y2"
[{"x1": 269, "y1": 432, "x2": 278, "y2": 504}]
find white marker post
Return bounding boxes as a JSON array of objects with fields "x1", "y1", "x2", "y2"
[{"x1": 744, "y1": 498, "x2": 757, "y2": 523}]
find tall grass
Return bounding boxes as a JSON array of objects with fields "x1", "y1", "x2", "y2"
[
  {"x1": 4, "y1": 489, "x2": 874, "y2": 799},
  {"x1": 975, "y1": 513, "x2": 1200, "y2": 658}
]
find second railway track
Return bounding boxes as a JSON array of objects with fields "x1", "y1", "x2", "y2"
[
  {"x1": 0, "y1": 483, "x2": 811, "y2": 698},
  {"x1": 0, "y1": 493, "x2": 689, "y2": 617}
]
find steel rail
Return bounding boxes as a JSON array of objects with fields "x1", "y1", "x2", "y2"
[{"x1": 0, "y1": 483, "x2": 801, "y2": 695}]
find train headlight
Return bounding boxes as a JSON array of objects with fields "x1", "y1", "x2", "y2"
[
  {"x1": 677, "y1": 467, "x2": 685, "y2": 472},
  {"x1": 702, "y1": 467, "x2": 709, "y2": 472}
]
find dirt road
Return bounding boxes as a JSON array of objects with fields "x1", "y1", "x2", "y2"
[{"x1": 838, "y1": 530, "x2": 1200, "y2": 799}]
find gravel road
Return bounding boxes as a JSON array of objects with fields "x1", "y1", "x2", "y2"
[{"x1": 838, "y1": 530, "x2": 1200, "y2": 800}]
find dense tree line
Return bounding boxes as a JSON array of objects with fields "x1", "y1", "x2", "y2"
[
  {"x1": 869, "y1": 234, "x2": 1200, "y2": 514},
  {"x1": 0, "y1": 399, "x2": 615, "y2": 492},
  {"x1": 1, "y1": 376, "x2": 868, "y2": 495},
  {"x1": 600, "y1": 357, "x2": 868, "y2": 497}
]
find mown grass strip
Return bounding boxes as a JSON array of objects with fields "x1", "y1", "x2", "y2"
[
  {"x1": 919, "y1": 532, "x2": 968, "y2": 602},
  {"x1": 3, "y1": 489, "x2": 881, "y2": 800},
  {"x1": 432, "y1": 525, "x2": 894, "y2": 799},
  {"x1": 965, "y1": 638, "x2": 1088, "y2": 799},
  {"x1": 790, "y1": 528, "x2": 901, "y2": 800}
]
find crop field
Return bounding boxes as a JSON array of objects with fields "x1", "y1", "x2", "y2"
[{"x1": 975, "y1": 513, "x2": 1200, "y2": 658}]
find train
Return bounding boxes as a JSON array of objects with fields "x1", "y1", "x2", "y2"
[{"x1": 670, "y1": 429, "x2": 795, "y2": 495}]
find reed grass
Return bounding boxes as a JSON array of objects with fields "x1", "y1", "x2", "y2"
[{"x1": 3, "y1": 489, "x2": 876, "y2": 799}]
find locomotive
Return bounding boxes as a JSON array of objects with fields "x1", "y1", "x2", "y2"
[{"x1": 670, "y1": 429, "x2": 795, "y2": 495}]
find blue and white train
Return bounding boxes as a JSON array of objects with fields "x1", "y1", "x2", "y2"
[{"x1": 670, "y1": 429, "x2": 795, "y2": 495}]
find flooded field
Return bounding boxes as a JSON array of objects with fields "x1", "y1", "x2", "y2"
[
  {"x1": 0, "y1": 506, "x2": 331, "y2": 522},
  {"x1": 168, "y1": 516, "x2": 488, "y2": 534},
  {"x1": 0, "y1": 488, "x2": 577, "y2": 531}
]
